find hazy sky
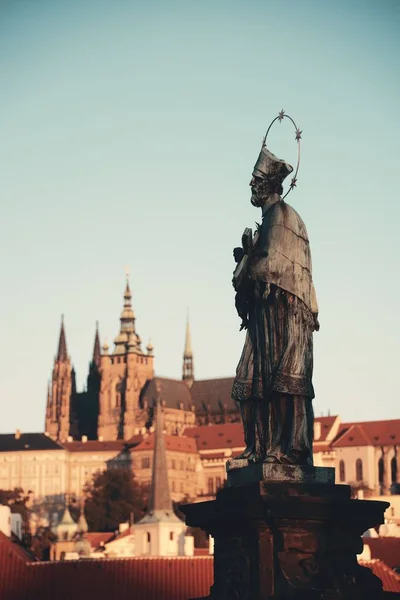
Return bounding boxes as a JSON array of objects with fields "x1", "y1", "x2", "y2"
[{"x1": 0, "y1": 0, "x2": 399, "y2": 433}]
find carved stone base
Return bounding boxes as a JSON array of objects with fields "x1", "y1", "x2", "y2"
[
  {"x1": 226, "y1": 460, "x2": 335, "y2": 486},
  {"x1": 181, "y1": 481, "x2": 390, "y2": 599}
]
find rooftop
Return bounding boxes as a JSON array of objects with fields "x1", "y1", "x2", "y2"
[{"x1": 0, "y1": 433, "x2": 64, "y2": 452}]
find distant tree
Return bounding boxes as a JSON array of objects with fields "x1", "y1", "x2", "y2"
[
  {"x1": 31, "y1": 526, "x2": 56, "y2": 561},
  {"x1": 84, "y1": 468, "x2": 148, "y2": 532},
  {"x1": 348, "y1": 481, "x2": 374, "y2": 499}
]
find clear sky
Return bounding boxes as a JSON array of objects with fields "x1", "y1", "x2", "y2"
[{"x1": 0, "y1": 0, "x2": 399, "y2": 433}]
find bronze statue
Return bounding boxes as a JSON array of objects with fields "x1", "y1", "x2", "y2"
[{"x1": 231, "y1": 112, "x2": 319, "y2": 466}]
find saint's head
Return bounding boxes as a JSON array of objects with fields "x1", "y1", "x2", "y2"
[{"x1": 250, "y1": 146, "x2": 293, "y2": 207}]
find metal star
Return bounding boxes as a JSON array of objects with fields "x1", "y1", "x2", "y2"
[
  {"x1": 295, "y1": 128, "x2": 302, "y2": 141},
  {"x1": 290, "y1": 177, "x2": 297, "y2": 189},
  {"x1": 278, "y1": 109, "x2": 285, "y2": 122}
]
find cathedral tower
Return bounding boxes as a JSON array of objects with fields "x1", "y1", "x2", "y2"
[
  {"x1": 45, "y1": 316, "x2": 73, "y2": 442},
  {"x1": 182, "y1": 315, "x2": 194, "y2": 387},
  {"x1": 98, "y1": 278, "x2": 154, "y2": 440}
]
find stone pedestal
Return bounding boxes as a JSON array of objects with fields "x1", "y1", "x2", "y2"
[{"x1": 181, "y1": 464, "x2": 390, "y2": 599}]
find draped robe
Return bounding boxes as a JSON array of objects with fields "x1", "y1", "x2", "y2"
[{"x1": 231, "y1": 196, "x2": 318, "y2": 464}]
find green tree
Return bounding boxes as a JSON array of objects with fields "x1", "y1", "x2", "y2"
[{"x1": 84, "y1": 468, "x2": 148, "y2": 532}]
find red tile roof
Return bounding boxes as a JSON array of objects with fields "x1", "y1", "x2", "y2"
[
  {"x1": 331, "y1": 424, "x2": 372, "y2": 448},
  {"x1": 313, "y1": 442, "x2": 334, "y2": 453},
  {"x1": 359, "y1": 559, "x2": 400, "y2": 593},
  {"x1": 363, "y1": 537, "x2": 400, "y2": 569},
  {"x1": 334, "y1": 419, "x2": 400, "y2": 448},
  {"x1": 201, "y1": 451, "x2": 227, "y2": 460},
  {"x1": 184, "y1": 423, "x2": 245, "y2": 451},
  {"x1": 314, "y1": 416, "x2": 338, "y2": 442},
  {"x1": 131, "y1": 433, "x2": 198, "y2": 454},
  {"x1": 86, "y1": 532, "x2": 115, "y2": 550},
  {"x1": 0, "y1": 531, "x2": 399, "y2": 600},
  {"x1": 63, "y1": 441, "x2": 127, "y2": 452}
]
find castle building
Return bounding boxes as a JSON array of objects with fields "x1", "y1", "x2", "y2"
[{"x1": 44, "y1": 278, "x2": 237, "y2": 444}]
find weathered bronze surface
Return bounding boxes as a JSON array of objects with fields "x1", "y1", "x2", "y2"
[{"x1": 231, "y1": 125, "x2": 319, "y2": 466}]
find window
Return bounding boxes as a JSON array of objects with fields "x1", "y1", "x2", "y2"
[
  {"x1": 208, "y1": 477, "x2": 214, "y2": 495},
  {"x1": 216, "y1": 477, "x2": 222, "y2": 491},
  {"x1": 180, "y1": 482, "x2": 184, "y2": 493},
  {"x1": 391, "y1": 456, "x2": 397, "y2": 484},
  {"x1": 378, "y1": 457, "x2": 384, "y2": 484},
  {"x1": 172, "y1": 460, "x2": 176, "y2": 470},
  {"x1": 180, "y1": 460, "x2": 184, "y2": 471},
  {"x1": 172, "y1": 480, "x2": 176, "y2": 492},
  {"x1": 142, "y1": 457, "x2": 150, "y2": 469},
  {"x1": 169, "y1": 532, "x2": 174, "y2": 541},
  {"x1": 356, "y1": 458, "x2": 363, "y2": 482},
  {"x1": 339, "y1": 460, "x2": 345, "y2": 482},
  {"x1": 147, "y1": 532, "x2": 151, "y2": 543}
]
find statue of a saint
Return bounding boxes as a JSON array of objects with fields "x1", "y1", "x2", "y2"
[{"x1": 231, "y1": 127, "x2": 319, "y2": 466}]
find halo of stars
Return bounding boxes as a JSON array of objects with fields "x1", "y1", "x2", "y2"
[{"x1": 262, "y1": 110, "x2": 302, "y2": 201}]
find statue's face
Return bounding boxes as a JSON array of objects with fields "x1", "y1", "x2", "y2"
[{"x1": 250, "y1": 175, "x2": 266, "y2": 207}]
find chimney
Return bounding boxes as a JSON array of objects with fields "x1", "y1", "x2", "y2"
[
  {"x1": 15, "y1": 430, "x2": 21, "y2": 440},
  {"x1": 82, "y1": 435, "x2": 88, "y2": 443},
  {"x1": 314, "y1": 421, "x2": 321, "y2": 441}
]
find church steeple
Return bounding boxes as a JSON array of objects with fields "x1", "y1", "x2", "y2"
[
  {"x1": 134, "y1": 383, "x2": 187, "y2": 556},
  {"x1": 92, "y1": 321, "x2": 101, "y2": 368},
  {"x1": 148, "y1": 387, "x2": 173, "y2": 513},
  {"x1": 113, "y1": 277, "x2": 142, "y2": 355},
  {"x1": 182, "y1": 315, "x2": 194, "y2": 387},
  {"x1": 57, "y1": 315, "x2": 68, "y2": 361},
  {"x1": 45, "y1": 316, "x2": 73, "y2": 442}
]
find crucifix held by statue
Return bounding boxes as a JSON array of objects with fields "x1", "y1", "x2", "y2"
[{"x1": 231, "y1": 112, "x2": 319, "y2": 466}]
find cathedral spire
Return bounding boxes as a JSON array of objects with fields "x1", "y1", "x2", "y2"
[
  {"x1": 182, "y1": 314, "x2": 194, "y2": 386},
  {"x1": 148, "y1": 385, "x2": 172, "y2": 513},
  {"x1": 57, "y1": 315, "x2": 68, "y2": 361},
  {"x1": 113, "y1": 275, "x2": 141, "y2": 354},
  {"x1": 92, "y1": 321, "x2": 101, "y2": 368}
]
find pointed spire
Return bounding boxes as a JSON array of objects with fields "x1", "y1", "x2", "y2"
[
  {"x1": 182, "y1": 313, "x2": 194, "y2": 386},
  {"x1": 57, "y1": 315, "x2": 68, "y2": 361},
  {"x1": 92, "y1": 321, "x2": 101, "y2": 367},
  {"x1": 184, "y1": 313, "x2": 193, "y2": 358},
  {"x1": 148, "y1": 383, "x2": 173, "y2": 513},
  {"x1": 113, "y1": 273, "x2": 141, "y2": 354}
]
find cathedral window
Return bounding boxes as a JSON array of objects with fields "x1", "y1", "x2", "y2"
[
  {"x1": 378, "y1": 457, "x2": 384, "y2": 484},
  {"x1": 339, "y1": 460, "x2": 345, "y2": 482},
  {"x1": 391, "y1": 456, "x2": 397, "y2": 483},
  {"x1": 356, "y1": 458, "x2": 363, "y2": 482}
]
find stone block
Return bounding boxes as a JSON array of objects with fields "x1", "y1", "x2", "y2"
[{"x1": 226, "y1": 459, "x2": 335, "y2": 487}]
